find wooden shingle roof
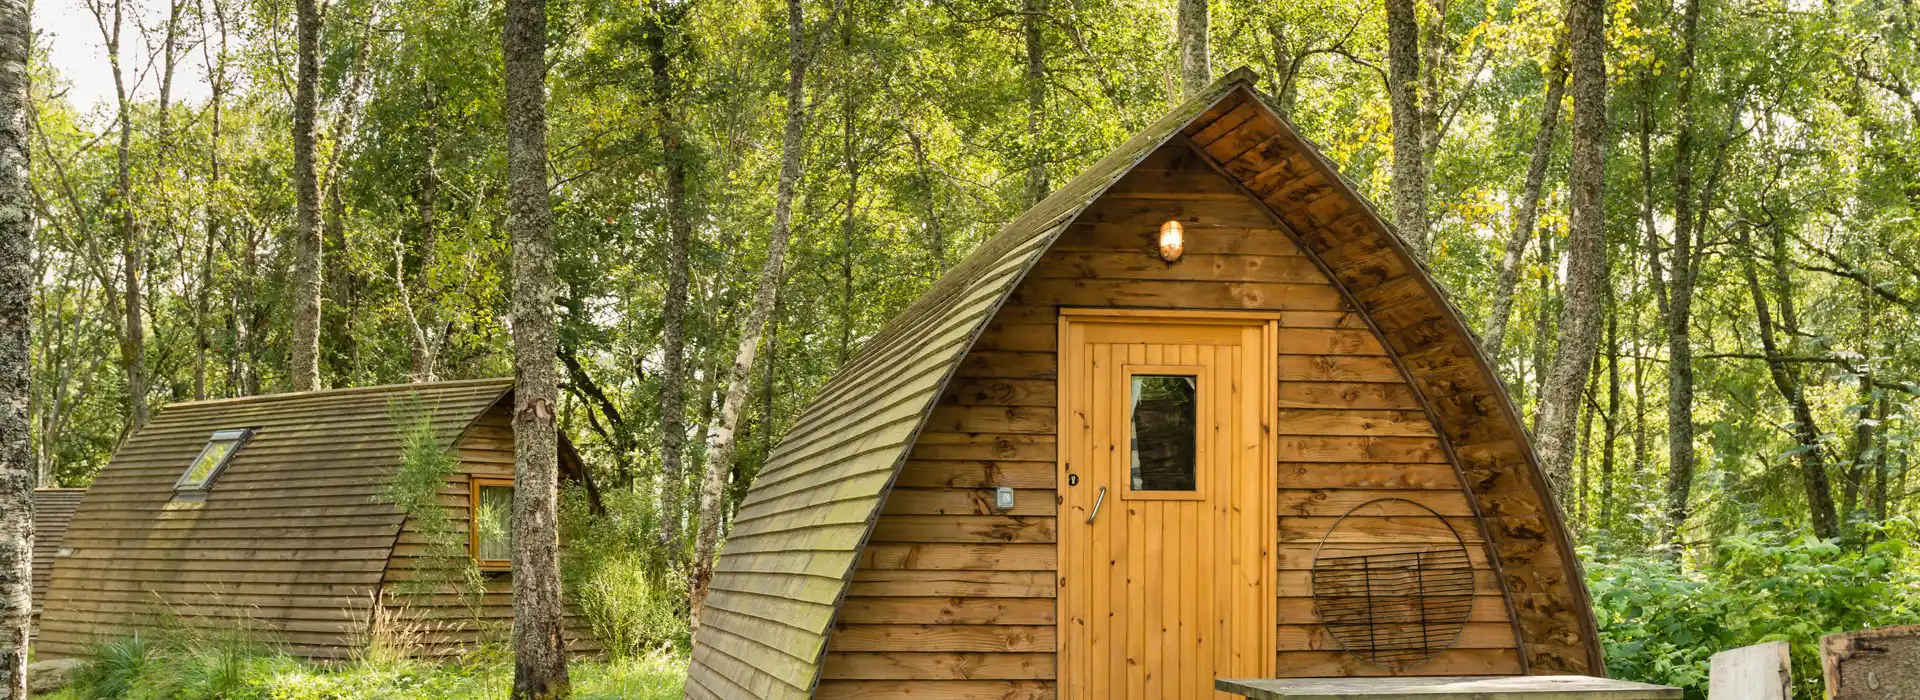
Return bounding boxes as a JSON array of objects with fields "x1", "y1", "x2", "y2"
[
  {"x1": 687, "y1": 68, "x2": 1601, "y2": 698},
  {"x1": 35, "y1": 379, "x2": 515, "y2": 659}
]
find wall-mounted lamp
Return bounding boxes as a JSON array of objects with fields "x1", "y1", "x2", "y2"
[{"x1": 1158, "y1": 220, "x2": 1186, "y2": 263}]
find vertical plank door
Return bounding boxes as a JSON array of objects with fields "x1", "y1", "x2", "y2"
[{"x1": 1059, "y1": 311, "x2": 1276, "y2": 700}]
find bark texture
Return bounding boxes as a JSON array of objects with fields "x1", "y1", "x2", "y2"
[
  {"x1": 1661, "y1": 0, "x2": 1703, "y2": 546},
  {"x1": 504, "y1": 0, "x2": 570, "y2": 691},
  {"x1": 1741, "y1": 222, "x2": 1841, "y2": 539},
  {"x1": 289, "y1": 0, "x2": 323, "y2": 392},
  {"x1": 1177, "y1": 0, "x2": 1209, "y2": 98},
  {"x1": 1482, "y1": 48, "x2": 1566, "y2": 358},
  {"x1": 646, "y1": 0, "x2": 691, "y2": 555},
  {"x1": 1382, "y1": 0, "x2": 1430, "y2": 257},
  {"x1": 1533, "y1": 0, "x2": 1608, "y2": 501},
  {"x1": 690, "y1": 0, "x2": 810, "y2": 626},
  {"x1": 1023, "y1": 0, "x2": 1047, "y2": 204},
  {"x1": 0, "y1": 0, "x2": 33, "y2": 691}
]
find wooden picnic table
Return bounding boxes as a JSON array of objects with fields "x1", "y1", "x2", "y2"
[{"x1": 1215, "y1": 676, "x2": 1684, "y2": 700}]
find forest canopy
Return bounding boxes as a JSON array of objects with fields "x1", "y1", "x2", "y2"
[{"x1": 21, "y1": 0, "x2": 1920, "y2": 668}]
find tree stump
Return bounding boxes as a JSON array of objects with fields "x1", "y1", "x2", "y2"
[{"x1": 1822, "y1": 625, "x2": 1920, "y2": 699}]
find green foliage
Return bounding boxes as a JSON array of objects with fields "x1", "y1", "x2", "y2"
[
  {"x1": 1588, "y1": 520, "x2": 1920, "y2": 699},
  {"x1": 50, "y1": 634, "x2": 686, "y2": 700},
  {"x1": 561, "y1": 488, "x2": 690, "y2": 657},
  {"x1": 384, "y1": 396, "x2": 484, "y2": 607}
]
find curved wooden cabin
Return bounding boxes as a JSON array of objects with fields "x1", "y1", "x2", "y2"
[
  {"x1": 687, "y1": 68, "x2": 1604, "y2": 699},
  {"x1": 36, "y1": 379, "x2": 599, "y2": 660}
]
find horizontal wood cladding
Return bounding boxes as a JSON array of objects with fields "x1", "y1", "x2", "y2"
[
  {"x1": 376, "y1": 404, "x2": 601, "y2": 658},
  {"x1": 34, "y1": 380, "x2": 513, "y2": 660},
  {"x1": 1179, "y1": 83, "x2": 1601, "y2": 675},
  {"x1": 30, "y1": 488, "x2": 85, "y2": 635},
  {"x1": 823, "y1": 135, "x2": 1522, "y2": 697},
  {"x1": 697, "y1": 74, "x2": 1596, "y2": 698}
]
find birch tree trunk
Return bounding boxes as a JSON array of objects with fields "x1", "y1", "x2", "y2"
[
  {"x1": 1382, "y1": 0, "x2": 1430, "y2": 257},
  {"x1": 690, "y1": 0, "x2": 810, "y2": 625},
  {"x1": 1023, "y1": 0, "x2": 1048, "y2": 204},
  {"x1": 1177, "y1": 0, "x2": 1209, "y2": 98},
  {"x1": 1532, "y1": 0, "x2": 1607, "y2": 500},
  {"x1": 504, "y1": 0, "x2": 570, "y2": 690},
  {"x1": 1661, "y1": 0, "x2": 1704, "y2": 546},
  {"x1": 1481, "y1": 48, "x2": 1566, "y2": 358},
  {"x1": 289, "y1": 0, "x2": 324, "y2": 392},
  {"x1": 0, "y1": 0, "x2": 34, "y2": 691},
  {"x1": 646, "y1": 0, "x2": 692, "y2": 555}
]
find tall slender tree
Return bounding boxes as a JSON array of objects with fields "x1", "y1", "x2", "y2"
[
  {"x1": 1382, "y1": 0, "x2": 1430, "y2": 256},
  {"x1": 1177, "y1": 0, "x2": 1209, "y2": 97},
  {"x1": 1659, "y1": 0, "x2": 1705, "y2": 545},
  {"x1": 1023, "y1": 0, "x2": 1047, "y2": 203},
  {"x1": 1482, "y1": 46, "x2": 1567, "y2": 358},
  {"x1": 85, "y1": 0, "x2": 148, "y2": 429},
  {"x1": 690, "y1": 0, "x2": 811, "y2": 624},
  {"x1": 504, "y1": 0, "x2": 570, "y2": 690},
  {"x1": 0, "y1": 0, "x2": 34, "y2": 691},
  {"x1": 289, "y1": 0, "x2": 324, "y2": 392},
  {"x1": 1534, "y1": 0, "x2": 1608, "y2": 498},
  {"x1": 645, "y1": 0, "x2": 693, "y2": 555}
]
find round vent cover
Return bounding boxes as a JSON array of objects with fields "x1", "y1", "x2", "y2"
[{"x1": 1310, "y1": 497, "x2": 1475, "y2": 669}]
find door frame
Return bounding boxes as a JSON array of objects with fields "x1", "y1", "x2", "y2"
[{"x1": 1055, "y1": 307, "x2": 1279, "y2": 697}]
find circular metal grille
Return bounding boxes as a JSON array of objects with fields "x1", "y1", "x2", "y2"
[{"x1": 1310, "y1": 498, "x2": 1475, "y2": 669}]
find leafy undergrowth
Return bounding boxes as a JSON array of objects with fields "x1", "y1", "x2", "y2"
[
  {"x1": 44, "y1": 636, "x2": 685, "y2": 700},
  {"x1": 1588, "y1": 519, "x2": 1920, "y2": 700}
]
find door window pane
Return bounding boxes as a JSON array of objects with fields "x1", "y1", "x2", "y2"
[{"x1": 1130, "y1": 374, "x2": 1198, "y2": 491}]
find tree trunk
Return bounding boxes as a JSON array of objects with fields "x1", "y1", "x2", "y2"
[
  {"x1": 90, "y1": 0, "x2": 149, "y2": 430},
  {"x1": 1023, "y1": 0, "x2": 1047, "y2": 204},
  {"x1": 503, "y1": 0, "x2": 570, "y2": 691},
  {"x1": 289, "y1": 0, "x2": 323, "y2": 392},
  {"x1": 646, "y1": 0, "x2": 692, "y2": 556},
  {"x1": 1266, "y1": 19, "x2": 1298, "y2": 112},
  {"x1": 1382, "y1": 0, "x2": 1430, "y2": 257},
  {"x1": 411, "y1": 132, "x2": 441, "y2": 383},
  {"x1": 1661, "y1": 0, "x2": 1703, "y2": 546},
  {"x1": 0, "y1": 0, "x2": 34, "y2": 690},
  {"x1": 690, "y1": 0, "x2": 810, "y2": 625},
  {"x1": 1481, "y1": 48, "x2": 1566, "y2": 358},
  {"x1": 836, "y1": 2, "x2": 860, "y2": 367},
  {"x1": 1177, "y1": 0, "x2": 1209, "y2": 98},
  {"x1": 1533, "y1": 0, "x2": 1607, "y2": 501},
  {"x1": 1602, "y1": 305, "x2": 1619, "y2": 527},
  {"x1": 1739, "y1": 222, "x2": 1841, "y2": 540}
]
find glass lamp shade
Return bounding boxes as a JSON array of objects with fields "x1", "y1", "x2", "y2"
[{"x1": 1158, "y1": 220, "x2": 1185, "y2": 263}]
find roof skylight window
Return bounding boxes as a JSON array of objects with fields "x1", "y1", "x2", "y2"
[{"x1": 176, "y1": 429, "x2": 253, "y2": 493}]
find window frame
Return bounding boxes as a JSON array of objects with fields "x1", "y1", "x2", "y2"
[
  {"x1": 468, "y1": 476, "x2": 516, "y2": 571},
  {"x1": 1119, "y1": 364, "x2": 1210, "y2": 501},
  {"x1": 174, "y1": 428, "x2": 254, "y2": 494}
]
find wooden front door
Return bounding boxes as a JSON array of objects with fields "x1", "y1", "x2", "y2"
[{"x1": 1058, "y1": 310, "x2": 1276, "y2": 700}]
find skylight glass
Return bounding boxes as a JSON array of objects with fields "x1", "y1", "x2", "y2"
[{"x1": 176, "y1": 429, "x2": 253, "y2": 492}]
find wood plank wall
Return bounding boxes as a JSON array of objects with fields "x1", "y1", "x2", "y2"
[
  {"x1": 816, "y1": 142, "x2": 1521, "y2": 699},
  {"x1": 377, "y1": 400, "x2": 602, "y2": 658},
  {"x1": 31, "y1": 488, "x2": 85, "y2": 636}
]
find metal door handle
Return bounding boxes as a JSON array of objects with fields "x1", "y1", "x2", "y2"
[{"x1": 1086, "y1": 486, "x2": 1107, "y2": 524}]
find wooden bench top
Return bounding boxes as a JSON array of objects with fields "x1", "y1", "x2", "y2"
[{"x1": 1215, "y1": 676, "x2": 1684, "y2": 700}]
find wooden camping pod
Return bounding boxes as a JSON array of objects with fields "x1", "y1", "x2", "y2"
[
  {"x1": 688, "y1": 68, "x2": 1603, "y2": 699},
  {"x1": 30, "y1": 487, "x2": 85, "y2": 638},
  {"x1": 33, "y1": 378, "x2": 600, "y2": 660}
]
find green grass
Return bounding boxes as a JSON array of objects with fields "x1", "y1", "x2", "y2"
[{"x1": 42, "y1": 643, "x2": 686, "y2": 700}]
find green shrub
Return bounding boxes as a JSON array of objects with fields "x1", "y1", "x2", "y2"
[
  {"x1": 1588, "y1": 519, "x2": 1920, "y2": 699},
  {"x1": 561, "y1": 488, "x2": 690, "y2": 657}
]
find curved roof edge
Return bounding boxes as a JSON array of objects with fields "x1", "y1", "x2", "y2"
[{"x1": 688, "y1": 68, "x2": 1602, "y2": 699}]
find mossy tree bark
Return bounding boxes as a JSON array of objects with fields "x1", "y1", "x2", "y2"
[
  {"x1": 505, "y1": 0, "x2": 570, "y2": 691},
  {"x1": 1177, "y1": 0, "x2": 1209, "y2": 98},
  {"x1": 1534, "y1": 0, "x2": 1608, "y2": 502},
  {"x1": 1482, "y1": 46, "x2": 1566, "y2": 359},
  {"x1": 0, "y1": 0, "x2": 33, "y2": 691},
  {"x1": 1382, "y1": 0, "x2": 1429, "y2": 258},
  {"x1": 289, "y1": 0, "x2": 323, "y2": 392}
]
